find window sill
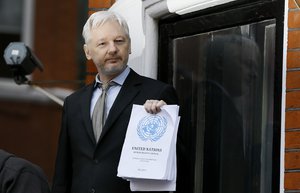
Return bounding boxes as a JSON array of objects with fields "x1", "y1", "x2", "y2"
[{"x1": 0, "y1": 78, "x2": 73, "y2": 104}]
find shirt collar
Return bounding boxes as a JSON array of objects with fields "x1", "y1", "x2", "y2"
[{"x1": 94, "y1": 66, "x2": 130, "y2": 88}]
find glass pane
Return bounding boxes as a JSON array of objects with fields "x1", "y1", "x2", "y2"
[
  {"x1": 0, "y1": 0, "x2": 23, "y2": 78},
  {"x1": 0, "y1": 0, "x2": 23, "y2": 33},
  {"x1": 174, "y1": 19, "x2": 275, "y2": 193}
]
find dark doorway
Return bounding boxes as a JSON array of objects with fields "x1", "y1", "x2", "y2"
[{"x1": 158, "y1": 1, "x2": 284, "y2": 193}]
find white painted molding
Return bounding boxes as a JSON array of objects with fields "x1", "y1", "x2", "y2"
[
  {"x1": 142, "y1": 0, "x2": 170, "y2": 79},
  {"x1": 22, "y1": 0, "x2": 35, "y2": 48},
  {"x1": 167, "y1": 0, "x2": 236, "y2": 15},
  {"x1": 280, "y1": 0, "x2": 288, "y2": 193}
]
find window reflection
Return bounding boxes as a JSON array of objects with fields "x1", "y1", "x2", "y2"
[{"x1": 174, "y1": 20, "x2": 275, "y2": 193}]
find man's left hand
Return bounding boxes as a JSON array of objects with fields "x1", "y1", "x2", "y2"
[{"x1": 144, "y1": 100, "x2": 166, "y2": 114}]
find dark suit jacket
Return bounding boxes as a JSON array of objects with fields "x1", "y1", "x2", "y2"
[
  {"x1": 0, "y1": 149, "x2": 50, "y2": 193},
  {"x1": 51, "y1": 69, "x2": 178, "y2": 193}
]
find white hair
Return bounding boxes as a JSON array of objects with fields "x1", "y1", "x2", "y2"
[{"x1": 82, "y1": 11, "x2": 130, "y2": 43}]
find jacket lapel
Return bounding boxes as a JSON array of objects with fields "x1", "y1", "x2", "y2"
[{"x1": 80, "y1": 84, "x2": 97, "y2": 145}]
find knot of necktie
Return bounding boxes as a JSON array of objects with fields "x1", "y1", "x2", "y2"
[
  {"x1": 99, "y1": 81, "x2": 117, "y2": 92},
  {"x1": 101, "y1": 83, "x2": 109, "y2": 92}
]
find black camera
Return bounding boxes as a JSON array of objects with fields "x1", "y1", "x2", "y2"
[{"x1": 3, "y1": 42, "x2": 44, "y2": 84}]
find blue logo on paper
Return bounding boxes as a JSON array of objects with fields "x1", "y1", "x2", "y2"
[{"x1": 137, "y1": 115, "x2": 167, "y2": 142}]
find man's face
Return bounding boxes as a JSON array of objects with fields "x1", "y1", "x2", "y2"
[{"x1": 84, "y1": 20, "x2": 131, "y2": 82}]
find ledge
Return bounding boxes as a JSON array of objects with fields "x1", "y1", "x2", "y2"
[{"x1": 0, "y1": 78, "x2": 73, "y2": 104}]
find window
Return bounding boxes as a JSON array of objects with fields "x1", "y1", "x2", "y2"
[
  {"x1": 0, "y1": 0, "x2": 23, "y2": 78},
  {"x1": 159, "y1": 1, "x2": 283, "y2": 193}
]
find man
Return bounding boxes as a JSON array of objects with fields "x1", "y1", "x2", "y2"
[
  {"x1": 51, "y1": 11, "x2": 178, "y2": 193},
  {"x1": 0, "y1": 149, "x2": 50, "y2": 193}
]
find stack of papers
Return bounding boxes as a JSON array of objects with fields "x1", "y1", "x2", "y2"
[{"x1": 117, "y1": 104, "x2": 180, "y2": 191}]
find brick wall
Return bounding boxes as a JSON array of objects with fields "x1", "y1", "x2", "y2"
[
  {"x1": 0, "y1": 100, "x2": 61, "y2": 182},
  {"x1": 33, "y1": 0, "x2": 80, "y2": 90},
  {"x1": 286, "y1": 0, "x2": 300, "y2": 191},
  {"x1": 85, "y1": 0, "x2": 116, "y2": 84}
]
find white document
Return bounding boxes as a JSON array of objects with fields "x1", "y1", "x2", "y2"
[
  {"x1": 130, "y1": 178, "x2": 176, "y2": 191},
  {"x1": 117, "y1": 104, "x2": 180, "y2": 191}
]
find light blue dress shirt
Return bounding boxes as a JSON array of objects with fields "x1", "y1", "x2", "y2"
[{"x1": 90, "y1": 66, "x2": 130, "y2": 118}]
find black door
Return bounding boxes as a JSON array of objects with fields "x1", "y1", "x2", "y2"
[{"x1": 158, "y1": 1, "x2": 284, "y2": 193}]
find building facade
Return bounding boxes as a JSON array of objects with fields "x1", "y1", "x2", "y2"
[{"x1": 0, "y1": 0, "x2": 299, "y2": 192}]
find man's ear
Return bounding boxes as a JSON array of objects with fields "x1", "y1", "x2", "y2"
[{"x1": 83, "y1": 44, "x2": 91, "y2": 60}]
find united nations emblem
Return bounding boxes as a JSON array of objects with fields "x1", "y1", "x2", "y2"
[{"x1": 137, "y1": 115, "x2": 167, "y2": 142}]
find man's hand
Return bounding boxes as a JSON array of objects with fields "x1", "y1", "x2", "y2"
[{"x1": 144, "y1": 100, "x2": 166, "y2": 114}]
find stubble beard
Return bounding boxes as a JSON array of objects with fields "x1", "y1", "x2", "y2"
[{"x1": 99, "y1": 62, "x2": 127, "y2": 77}]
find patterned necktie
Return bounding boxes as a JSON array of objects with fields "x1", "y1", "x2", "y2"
[{"x1": 92, "y1": 82, "x2": 113, "y2": 142}]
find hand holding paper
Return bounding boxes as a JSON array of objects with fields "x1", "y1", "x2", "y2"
[{"x1": 144, "y1": 99, "x2": 167, "y2": 114}]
